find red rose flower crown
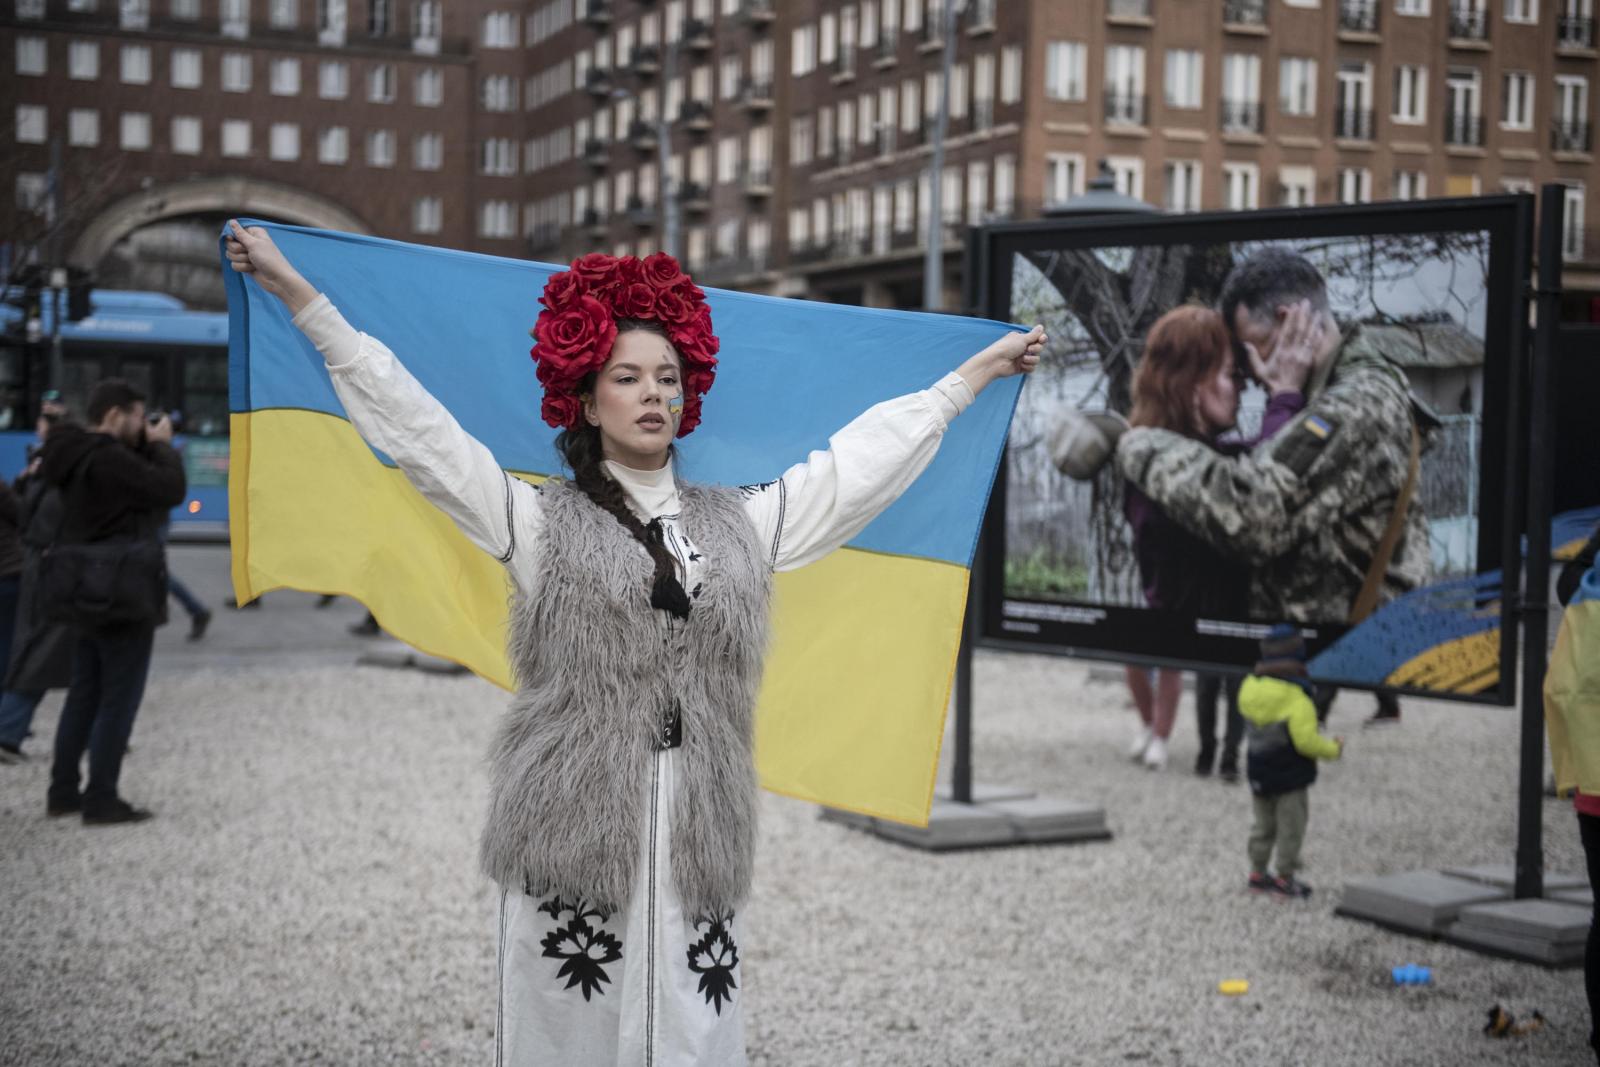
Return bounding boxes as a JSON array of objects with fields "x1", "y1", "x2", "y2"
[{"x1": 529, "y1": 252, "x2": 720, "y2": 437}]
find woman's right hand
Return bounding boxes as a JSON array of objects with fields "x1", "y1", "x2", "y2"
[
  {"x1": 1245, "y1": 299, "x2": 1322, "y2": 398},
  {"x1": 225, "y1": 220, "x2": 319, "y2": 315}
]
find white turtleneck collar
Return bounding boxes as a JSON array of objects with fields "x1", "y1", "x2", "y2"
[{"x1": 602, "y1": 458, "x2": 681, "y2": 520}]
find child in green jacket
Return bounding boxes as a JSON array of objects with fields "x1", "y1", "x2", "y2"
[{"x1": 1240, "y1": 623, "x2": 1343, "y2": 898}]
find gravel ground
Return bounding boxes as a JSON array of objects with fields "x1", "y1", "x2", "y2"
[{"x1": 0, "y1": 549, "x2": 1590, "y2": 1065}]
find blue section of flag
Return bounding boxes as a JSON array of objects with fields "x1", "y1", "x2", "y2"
[{"x1": 224, "y1": 220, "x2": 1026, "y2": 568}]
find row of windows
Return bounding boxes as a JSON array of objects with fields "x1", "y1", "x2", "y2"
[
  {"x1": 13, "y1": 38, "x2": 449, "y2": 106},
  {"x1": 791, "y1": 0, "x2": 999, "y2": 78},
  {"x1": 12, "y1": 0, "x2": 445, "y2": 48}
]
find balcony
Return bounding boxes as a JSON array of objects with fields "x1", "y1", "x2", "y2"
[
  {"x1": 875, "y1": 29, "x2": 899, "y2": 66},
  {"x1": 629, "y1": 44, "x2": 660, "y2": 77},
  {"x1": 919, "y1": 12, "x2": 944, "y2": 53},
  {"x1": 581, "y1": 207, "x2": 608, "y2": 236},
  {"x1": 583, "y1": 138, "x2": 610, "y2": 168},
  {"x1": 682, "y1": 17, "x2": 713, "y2": 53},
  {"x1": 628, "y1": 119, "x2": 658, "y2": 151},
  {"x1": 877, "y1": 126, "x2": 897, "y2": 154},
  {"x1": 678, "y1": 99, "x2": 713, "y2": 132},
  {"x1": 1447, "y1": 6, "x2": 1488, "y2": 41},
  {"x1": 1221, "y1": 98, "x2": 1263, "y2": 133},
  {"x1": 836, "y1": 137, "x2": 855, "y2": 164},
  {"x1": 974, "y1": 98, "x2": 995, "y2": 131},
  {"x1": 1223, "y1": 0, "x2": 1267, "y2": 29},
  {"x1": 740, "y1": 0, "x2": 773, "y2": 27},
  {"x1": 584, "y1": 67, "x2": 613, "y2": 98},
  {"x1": 1338, "y1": 0, "x2": 1378, "y2": 33},
  {"x1": 968, "y1": 0, "x2": 997, "y2": 32},
  {"x1": 1104, "y1": 92, "x2": 1147, "y2": 126},
  {"x1": 1334, "y1": 107, "x2": 1374, "y2": 140},
  {"x1": 1443, "y1": 112, "x2": 1485, "y2": 146},
  {"x1": 678, "y1": 181, "x2": 711, "y2": 213},
  {"x1": 1108, "y1": 0, "x2": 1151, "y2": 19},
  {"x1": 742, "y1": 168, "x2": 773, "y2": 198},
  {"x1": 739, "y1": 79, "x2": 773, "y2": 112},
  {"x1": 1558, "y1": 14, "x2": 1596, "y2": 49},
  {"x1": 624, "y1": 196, "x2": 654, "y2": 229},
  {"x1": 582, "y1": 0, "x2": 612, "y2": 30},
  {"x1": 527, "y1": 224, "x2": 560, "y2": 255},
  {"x1": 832, "y1": 43, "x2": 857, "y2": 82},
  {"x1": 1553, "y1": 118, "x2": 1593, "y2": 153}
]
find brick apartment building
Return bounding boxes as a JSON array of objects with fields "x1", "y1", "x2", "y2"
[{"x1": 2, "y1": 0, "x2": 1597, "y2": 312}]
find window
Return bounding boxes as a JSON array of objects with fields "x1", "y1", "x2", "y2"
[
  {"x1": 17, "y1": 37, "x2": 46, "y2": 76},
  {"x1": 1280, "y1": 165, "x2": 1315, "y2": 206},
  {"x1": 1045, "y1": 41, "x2": 1086, "y2": 101},
  {"x1": 1504, "y1": 0, "x2": 1536, "y2": 20},
  {"x1": 16, "y1": 0, "x2": 43, "y2": 18},
  {"x1": 1221, "y1": 53, "x2": 1261, "y2": 124},
  {"x1": 950, "y1": 63, "x2": 969, "y2": 119},
  {"x1": 271, "y1": 58, "x2": 300, "y2": 95},
  {"x1": 1393, "y1": 170, "x2": 1427, "y2": 199},
  {"x1": 269, "y1": 122, "x2": 299, "y2": 160},
  {"x1": 479, "y1": 201, "x2": 515, "y2": 239},
  {"x1": 1445, "y1": 67, "x2": 1482, "y2": 144},
  {"x1": 1165, "y1": 49, "x2": 1202, "y2": 110},
  {"x1": 369, "y1": 0, "x2": 389, "y2": 34},
  {"x1": 1107, "y1": 156, "x2": 1144, "y2": 200},
  {"x1": 481, "y1": 137, "x2": 516, "y2": 175},
  {"x1": 719, "y1": 55, "x2": 740, "y2": 101},
  {"x1": 369, "y1": 64, "x2": 395, "y2": 103},
  {"x1": 995, "y1": 154, "x2": 1015, "y2": 216},
  {"x1": 68, "y1": 109, "x2": 100, "y2": 147},
  {"x1": 1396, "y1": 0, "x2": 1428, "y2": 13},
  {"x1": 171, "y1": 116, "x2": 201, "y2": 154},
  {"x1": 1223, "y1": 162, "x2": 1259, "y2": 209},
  {"x1": 172, "y1": 0, "x2": 201, "y2": 18},
  {"x1": 1393, "y1": 65, "x2": 1427, "y2": 123},
  {"x1": 1563, "y1": 183, "x2": 1585, "y2": 261},
  {"x1": 408, "y1": 132, "x2": 440, "y2": 170},
  {"x1": 966, "y1": 159, "x2": 988, "y2": 224},
  {"x1": 1105, "y1": 45, "x2": 1145, "y2": 122},
  {"x1": 367, "y1": 129, "x2": 396, "y2": 167},
  {"x1": 318, "y1": 0, "x2": 347, "y2": 45},
  {"x1": 414, "y1": 0, "x2": 441, "y2": 49},
  {"x1": 1502, "y1": 71, "x2": 1534, "y2": 130},
  {"x1": 1045, "y1": 152, "x2": 1084, "y2": 205},
  {"x1": 1338, "y1": 166, "x2": 1372, "y2": 203},
  {"x1": 1164, "y1": 160, "x2": 1201, "y2": 212},
  {"x1": 413, "y1": 197, "x2": 442, "y2": 235},
  {"x1": 1280, "y1": 57, "x2": 1316, "y2": 116},
  {"x1": 16, "y1": 174, "x2": 49, "y2": 215},
  {"x1": 1555, "y1": 75, "x2": 1590, "y2": 150},
  {"x1": 318, "y1": 125, "x2": 348, "y2": 163},
  {"x1": 69, "y1": 41, "x2": 100, "y2": 80},
  {"x1": 404, "y1": 67, "x2": 437, "y2": 106},
  {"x1": 790, "y1": 115, "x2": 814, "y2": 165},
  {"x1": 901, "y1": 78, "x2": 920, "y2": 130},
  {"x1": 15, "y1": 105, "x2": 46, "y2": 144},
  {"x1": 221, "y1": 0, "x2": 249, "y2": 37},
  {"x1": 222, "y1": 53, "x2": 252, "y2": 92},
  {"x1": 1336, "y1": 60, "x2": 1374, "y2": 137},
  {"x1": 120, "y1": 0, "x2": 148, "y2": 29},
  {"x1": 270, "y1": 0, "x2": 296, "y2": 27},
  {"x1": 220, "y1": 119, "x2": 251, "y2": 157},
  {"x1": 119, "y1": 112, "x2": 151, "y2": 150},
  {"x1": 1501, "y1": 176, "x2": 1536, "y2": 194},
  {"x1": 1000, "y1": 45, "x2": 1021, "y2": 105},
  {"x1": 482, "y1": 11, "x2": 517, "y2": 48},
  {"x1": 172, "y1": 48, "x2": 202, "y2": 88},
  {"x1": 319, "y1": 61, "x2": 348, "y2": 98},
  {"x1": 792, "y1": 24, "x2": 817, "y2": 75},
  {"x1": 121, "y1": 45, "x2": 151, "y2": 84},
  {"x1": 1444, "y1": 173, "x2": 1481, "y2": 195},
  {"x1": 820, "y1": 12, "x2": 838, "y2": 64},
  {"x1": 483, "y1": 75, "x2": 516, "y2": 111}
]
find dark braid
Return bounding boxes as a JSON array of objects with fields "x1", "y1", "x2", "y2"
[{"x1": 554, "y1": 379, "x2": 693, "y2": 621}]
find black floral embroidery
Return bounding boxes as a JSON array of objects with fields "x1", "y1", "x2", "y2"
[
  {"x1": 537, "y1": 897, "x2": 622, "y2": 1001},
  {"x1": 691, "y1": 582, "x2": 704, "y2": 599},
  {"x1": 686, "y1": 911, "x2": 739, "y2": 1015},
  {"x1": 737, "y1": 481, "x2": 776, "y2": 498}
]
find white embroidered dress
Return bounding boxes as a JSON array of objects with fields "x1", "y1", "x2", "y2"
[{"x1": 292, "y1": 295, "x2": 974, "y2": 1066}]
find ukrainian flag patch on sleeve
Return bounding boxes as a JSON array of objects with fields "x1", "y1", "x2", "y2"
[
  {"x1": 1303, "y1": 414, "x2": 1333, "y2": 439},
  {"x1": 1271, "y1": 412, "x2": 1340, "y2": 477}
]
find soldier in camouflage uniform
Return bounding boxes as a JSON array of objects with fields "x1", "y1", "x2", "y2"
[{"x1": 1115, "y1": 249, "x2": 1430, "y2": 626}]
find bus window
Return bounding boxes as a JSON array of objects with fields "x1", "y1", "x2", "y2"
[{"x1": 182, "y1": 352, "x2": 229, "y2": 437}]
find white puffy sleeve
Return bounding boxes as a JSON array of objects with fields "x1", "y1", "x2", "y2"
[
  {"x1": 291, "y1": 294, "x2": 545, "y2": 579},
  {"x1": 741, "y1": 372, "x2": 974, "y2": 572}
]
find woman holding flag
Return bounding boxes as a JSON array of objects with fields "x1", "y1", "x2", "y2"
[{"x1": 225, "y1": 221, "x2": 1042, "y2": 1066}]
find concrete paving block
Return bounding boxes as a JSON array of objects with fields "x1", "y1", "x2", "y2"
[
  {"x1": 985, "y1": 796, "x2": 1111, "y2": 842},
  {"x1": 933, "y1": 782, "x2": 1037, "y2": 804},
  {"x1": 869, "y1": 799, "x2": 1018, "y2": 850},
  {"x1": 1552, "y1": 886, "x2": 1594, "y2": 907},
  {"x1": 1338, "y1": 870, "x2": 1508, "y2": 935},
  {"x1": 1444, "y1": 921, "x2": 1586, "y2": 967},
  {"x1": 1454, "y1": 899, "x2": 1591, "y2": 945},
  {"x1": 1440, "y1": 863, "x2": 1587, "y2": 893}
]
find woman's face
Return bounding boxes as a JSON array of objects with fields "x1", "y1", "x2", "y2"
[
  {"x1": 1194, "y1": 358, "x2": 1241, "y2": 435},
  {"x1": 584, "y1": 329, "x2": 683, "y2": 470}
]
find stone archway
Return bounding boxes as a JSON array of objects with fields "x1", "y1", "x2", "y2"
[{"x1": 70, "y1": 176, "x2": 370, "y2": 268}]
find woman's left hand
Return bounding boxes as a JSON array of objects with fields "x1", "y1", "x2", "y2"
[{"x1": 959, "y1": 325, "x2": 1047, "y2": 393}]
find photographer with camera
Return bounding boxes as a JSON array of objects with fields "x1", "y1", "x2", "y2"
[{"x1": 38, "y1": 379, "x2": 186, "y2": 825}]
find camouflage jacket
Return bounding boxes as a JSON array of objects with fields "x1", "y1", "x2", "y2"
[{"x1": 1115, "y1": 327, "x2": 1431, "y2": 624}]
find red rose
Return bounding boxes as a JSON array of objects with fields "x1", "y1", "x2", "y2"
[
  {"x1": 641, "y1": 252, "x2": 686, "y2": 290},
  {"x1": 685, "y1": 366, "x2": 716, "y2": 397},
  {"x1": 612, "y1": 256, "x2": 645, "y2": 288},
  {"x1": 569, "y1": 252, "x2": 619, "y2": 285},
  {"x1": 676, "y1": 394, "x2": 703, "y2": 437},
  {"x1": 615, "y1": 282, "x2": 657, "y2": 319},
  {"x1": 533, "y1": 294, "x2": 616, "y2": 384},
  {"x1": 538, "y1": 270, "x2": 586, "y2": 312},
  {"x1": 541, "y1": 390, "x2": 584, "y2": 430},
  {"x1": 653, "y1": 286, "x2": 695, "y2": 326},
  {"x1": 671, "y1": 278, "x2": 706, "y2": 304}
]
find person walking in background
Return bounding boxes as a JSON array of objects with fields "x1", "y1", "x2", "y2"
[
  {"x1": 157, "y1": 519, "x2": 211, "y2": 641},
  {"x1": 1241, "y1": 624, "x2": 1344, "y2": 898},
  {"x1": 1123, "y1": 665, "x2": 1180, "y2": 771},
  {"x1": 42, "y1": 379, "x2": 186, "y2": 825},
  {"x1": 1545, "y1": 523, "x2": 1600, "y2": 1066}
]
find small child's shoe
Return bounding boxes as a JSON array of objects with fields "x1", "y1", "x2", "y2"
[{"x1": 1270, "y1": 875, "x2": 1313, "y2": 899}]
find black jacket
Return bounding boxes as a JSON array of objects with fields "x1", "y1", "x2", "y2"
[{"x1": 40, "y1": 424, "x2": 186, "y2": 546}]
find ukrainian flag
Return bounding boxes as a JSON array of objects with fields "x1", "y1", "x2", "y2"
[{"x1": 223, "y1": 222, "x2": 1024, "y2": 827}]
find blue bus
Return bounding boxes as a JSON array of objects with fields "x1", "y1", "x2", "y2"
[{"x1": 0, "y1": 290, "x2": 229, "y2": 540}]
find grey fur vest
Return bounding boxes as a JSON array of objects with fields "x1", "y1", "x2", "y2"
[{"x1": 479, "y1": 480, "x2": 772, "y2": 917}]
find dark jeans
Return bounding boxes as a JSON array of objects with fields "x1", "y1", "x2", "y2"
[
  {"x1": 48, "y1": 624, "x2": 155, "y2": 813},
  {"x1": 1195, "y1": 673, "x2": 1243, "y2": 772},
  {"x1": 168, "y1": 573, "x2": 206, "y2": 620},
  {"x1": 1313, "y1": 686, "x2": 1400, "y2": 725},
  {"x1": 1581, "y1": 812, "x2": 1600, "y2": 1064}
]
